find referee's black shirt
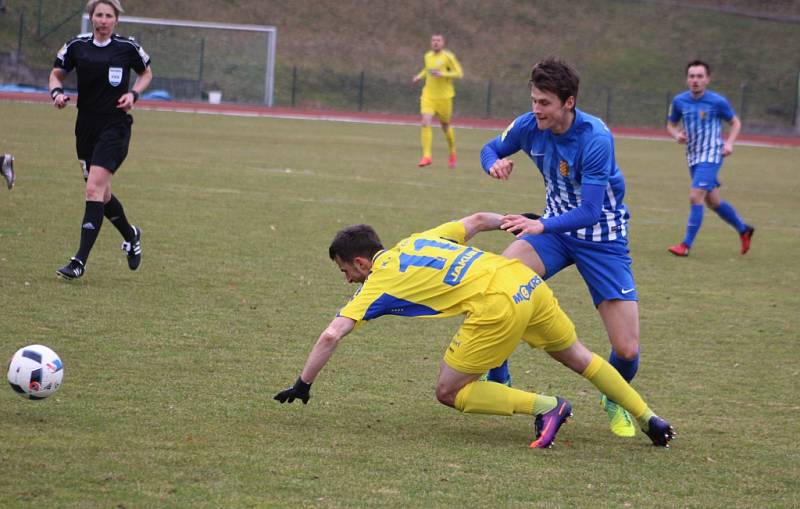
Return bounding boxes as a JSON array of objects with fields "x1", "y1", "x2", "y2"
[{"x1": 54, "y1": 33, "x2": 151, "y2": 115}]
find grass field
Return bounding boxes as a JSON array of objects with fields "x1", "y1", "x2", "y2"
[{"x1": 1, "y1": 100, "x2": 798, "y2": 508}]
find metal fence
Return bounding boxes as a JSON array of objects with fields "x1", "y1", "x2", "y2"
[
  {"x1": 1, "y1": 3, "x2": 798, "y2": 134},
  {"x1": 275, "y1": 66, "x2": 800, "y2": 132}
]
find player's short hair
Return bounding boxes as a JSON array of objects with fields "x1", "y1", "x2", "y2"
[
  {"x1": 530, "y1": 57, "x2": 579, "y2": 108},
  {"x1": 86, "y1": 0, "x2": 124, "y2": 18},
  {"x1": 686, "y1": 60, "x2": 711, "y2": 76},
  {"x1": 329, "y1": 224, "x2": 384, "y2": 262}
]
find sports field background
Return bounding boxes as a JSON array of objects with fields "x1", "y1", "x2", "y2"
[
  {"x1": 0, "y1": 100, "x2": 798, "y2": 507},
  {"x1": 2, "y1": 0, "x2": 799, "y2": 131}
]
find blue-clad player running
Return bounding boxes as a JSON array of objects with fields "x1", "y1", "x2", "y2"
[
  {"x1": 479, "y1": 57, "x2": 641, "y2": 438},
  {"x1": 666, "y1": 60, "x2": 754, "y2": 257}
]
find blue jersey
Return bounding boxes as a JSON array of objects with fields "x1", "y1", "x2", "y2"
[
  {"x1": 668, "y1": 90, "x2": 735, "y2": 166},
  {"x1": 481, "y1": 109, "x2": 629, "y2": 242}
]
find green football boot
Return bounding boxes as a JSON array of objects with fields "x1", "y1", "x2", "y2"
[{"x1": 601, "y1": 394, "x2": 636, "y2": 437}]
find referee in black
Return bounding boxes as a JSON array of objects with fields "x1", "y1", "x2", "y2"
[{"x1": 49, "y1": 0, "x2": 152, "y2": 280}]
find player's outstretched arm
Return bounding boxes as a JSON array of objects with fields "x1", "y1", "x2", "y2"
[
  {"x1": 501, "y1": 214, "x2": 544, "y2": 236},
  {"x1": 459, "y1": 212, "x2": 504, "y2": 242},
  {"x1": 274, "y1": 316, "x2": 356, "y2": 404}
]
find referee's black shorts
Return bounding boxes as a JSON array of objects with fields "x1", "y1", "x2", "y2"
[{"x1": 75, "y1": 112, "x2": 133, "y2": 173}]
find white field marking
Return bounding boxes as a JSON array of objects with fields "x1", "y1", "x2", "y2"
[
  {"x1": 2, "y1": 94, "x2": 796, "y2": 148},
  {"x1": 136, "y1": 104, "x2": 800, "y2": 149}
]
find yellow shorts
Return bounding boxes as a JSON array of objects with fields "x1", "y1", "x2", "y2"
[
  {"x1": 420, "y1": 96, "x2": 453, "y2": 124},
  {"x1": 443, "y1": 264, "x2": 577, "y2": 374}
]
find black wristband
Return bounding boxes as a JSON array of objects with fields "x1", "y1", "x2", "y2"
[
  {"x1": 50, "y1": 87, "x2": 64, "y2": 100},
  {"x1": 294, "y1": 376, "x2": 311, "y2": 391},
  {"x1": 131, "y1": 90, "x2": 140, "y2": 103}
]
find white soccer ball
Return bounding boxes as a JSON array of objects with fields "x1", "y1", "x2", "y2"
[{"x1": 7, "y1": 345, "x2": 64, "y2": 400}]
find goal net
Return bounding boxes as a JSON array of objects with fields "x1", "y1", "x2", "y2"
[{"x1": 81, "y1": 14, "x2": 276, "y2": 105}]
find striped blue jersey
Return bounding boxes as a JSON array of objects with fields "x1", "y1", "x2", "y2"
[
  {"x1": 481, "y1": 109, "x2": 629, "y2": 242},
  {"x1": 668, "y1": 90, "x2": 735, "y2": 166}
]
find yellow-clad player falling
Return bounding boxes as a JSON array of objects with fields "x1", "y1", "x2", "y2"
[
  {"x1": 275, "y1": 212, "x2": 675, "y2": 449},
  {"x1": 412, "y1": 33, "x2": 463, "y2": 169}
]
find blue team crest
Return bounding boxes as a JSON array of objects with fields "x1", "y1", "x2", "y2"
[
  {"x1": 559, "y1": 160, "x2": 569, "y2": 177},
  {"x1": 699, "y1": 109, "x2": 706, "y2": 120},
  {"x1": 108, "y1": 67, "x2": 123, "y2": 87}
]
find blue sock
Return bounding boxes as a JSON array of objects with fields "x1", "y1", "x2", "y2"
[
  {"x1": 683, "y1": 204, "x2": 704, "y2": 247},
  {"x1": 487, "y1": 360, "x2": 510, "y2": 384},
  {"x1": 608, "y1": 349, "x2": 639, "y2": 383},
  {"x1": 713, "y1": 201, "x2": 746, "y2": 233}
]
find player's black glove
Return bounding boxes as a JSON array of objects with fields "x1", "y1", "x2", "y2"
[{"x1": 274, "y1": 376, "x2": 312, "y2": 404}]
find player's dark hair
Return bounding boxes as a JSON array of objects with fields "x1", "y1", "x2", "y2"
[
  {"x1": 529, "y1": 57, "x2": 579, "y2": 109},
  {"x1": 329, "y1": 224, "x2": 384, "y2": 262},
  {"x1": 686, "y1": 60, "x2": 711, "y2": 76}
]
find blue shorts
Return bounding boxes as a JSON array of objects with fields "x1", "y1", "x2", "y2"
[
  {"x1": 690, "y1": 161, "x2": 722, "y2": 191},
  {"x1": 520, "y1": 232, "x2": 637, "y2": 306}
]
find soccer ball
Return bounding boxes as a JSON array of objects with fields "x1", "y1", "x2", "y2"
[{"x1": 7, "y1": 345, "x2": 64, "y2": 400}]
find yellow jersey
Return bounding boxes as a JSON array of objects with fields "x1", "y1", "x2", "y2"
[
  {"x1": 338, "y1": 221, "x2": 524, "y2": 323},
  {"x1": 414, "y1": 49, "x2": 463, "y2": 100}
]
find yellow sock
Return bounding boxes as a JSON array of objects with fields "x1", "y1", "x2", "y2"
[
  {"x1": 454, "y1": 381, "x2": 537, "y2": 416},
  {"x1": 445, "y1": 126, "x2": 456, "y2": 155},
  {"x1": 582, "y1": 353, "x2": 648, "y2": 420},
  {"x1": 421, "y1": 126, "x2": 432, "y2": 158}
]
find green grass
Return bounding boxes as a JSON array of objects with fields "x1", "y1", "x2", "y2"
[{"x1": 1, "y1": 100, "x2": 799, "y2": 508}]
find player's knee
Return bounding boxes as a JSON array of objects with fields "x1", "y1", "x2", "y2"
[
  {"x1": 84, "y1": 183, "x2": 104, "y2": 201},
  {"x1": 689, "y1": 189, "x2": 705, "y2": 203},
  {"x1": 435, "y1": 384, "x2": 457, "y2": 408},
  {"x1": 613, "y1": 341, "x2": 639, "y2": 360}
]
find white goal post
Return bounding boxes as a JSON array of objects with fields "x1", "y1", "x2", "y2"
[{"x1": 81, "y1": 14, "x2": 277, "y2": 105}]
